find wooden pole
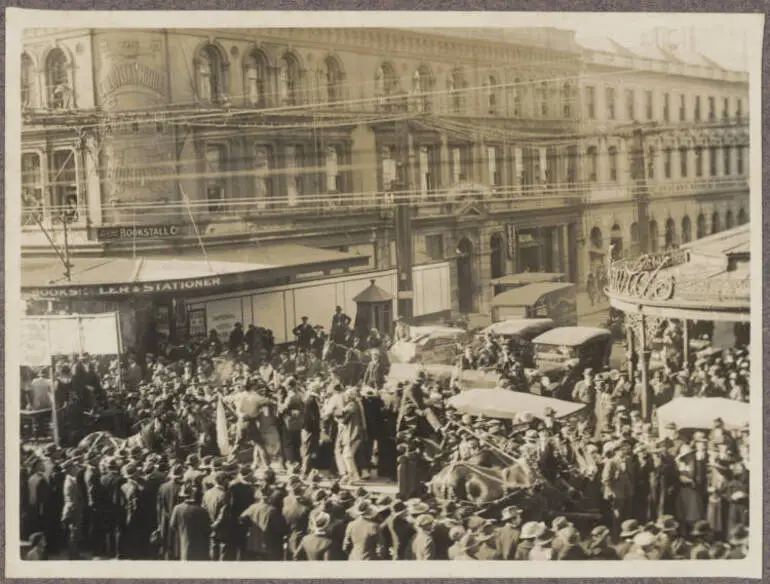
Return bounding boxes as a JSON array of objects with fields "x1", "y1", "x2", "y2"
[
  {"x1": 682, "y1": 319, "x2": 690, "y2": 369},
  {"x1": 639, "y1": 315, "x2": 652, "y2": 422}
]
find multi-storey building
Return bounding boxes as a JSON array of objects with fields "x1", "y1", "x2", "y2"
[
  {"x1": 19, "y1": 27, "x2": 749, "y2": 348},
  {"x1": 576, "y1": 31, "x2": 750, "y2": 279}
]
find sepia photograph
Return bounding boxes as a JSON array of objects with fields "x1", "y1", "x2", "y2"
[{"x1": 4, "y1": 8, "x2": 764, "y2": 579}]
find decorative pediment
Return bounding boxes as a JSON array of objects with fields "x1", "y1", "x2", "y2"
[{"x1": 454, "y1": 199, "x2": 488, "y2": 220}]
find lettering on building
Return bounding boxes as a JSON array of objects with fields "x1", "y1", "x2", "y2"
[
  {"x1": 24, "y1": 276, "x2": 223, "y2": 299},
  {"x1": 97, "y1": 225, "x2": 181, "y2": 240}
]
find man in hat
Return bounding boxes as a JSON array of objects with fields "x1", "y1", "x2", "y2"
[
  {"x1": 655, "y1": 515, "x2": 689, "y2": 560},
  {"x1": 615, "y1": 519, "x2": 641, "y2": 558},
  {"x1": 157, "y1": 464, "x2": 185, "y2": 559},
  {"x1": 202, "y1": 471, "x2": 230, "y2": 560},
  {"x1": 293, "y1": 317, "x2": 317, "y2": 353},
  {"x1": 342, "y1": 499, "x2": 384, "y2": 560},
  {"x1": 278, "y1": 381, "x2": 306, "y2": 467},
  {"x1": 294, "y1": 511, "x2": 341, "y2": 561},
  {"x1": 26, "y1": 458, "x2": 51, "y2": 543},
  {"x1": 689, "y1": 519, "x2": 713, "y2": 559},
  {"x1": 331, "y1": 306, "x2": 352, "y2": 344},
  {"x1": 623, "y1": 530, "x2": 659, "y2": 560},
  {"x1": 117, "y1": 463, "x2": 145, "y2": 559},
  {"x1": 602, "y1": 441, "x2": 636, "y2": 539},
  {"x1": 494, "y1": 506, "x2": 522, "y2": 560},
  {"x1": 556, "y1": 526, "x2": 589, "y2": 560},
  {"x1": 727, "y1": 524, "x2": 749, "y2": 559},
  {"x1": 379, "y1": 500, "x2": 413, "y2": 560},
  {"x1": 514, "y1": 521, "x2": 539, "y2": 560},
  {"x1": 282, "y1": 482, "x2": 312, "y2": 560},
  {"x1": 168, "y1": 483, "x2": 211, "y2": 560},
  {"x1": 60, "y1": 455, "x2": 84, "y2": 559},
  {"x1": 585, "y1": 525, "x2": 619, "y2": 559},
  {"x1": 406, "y1": 514, "x2": 436, "y2": 560},
  {"x1": 228, "y1": 322, "x2": 245, "y2": 354}
]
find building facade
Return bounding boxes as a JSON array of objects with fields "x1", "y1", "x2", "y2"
[{"x1": 20, "y1": 27, "x2": 749, "y2": 322}]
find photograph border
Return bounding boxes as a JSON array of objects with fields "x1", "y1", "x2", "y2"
[{"x1": 3, "y1": 4, "x2": 766, "y2": 581}]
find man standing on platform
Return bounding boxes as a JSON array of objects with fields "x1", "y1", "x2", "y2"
[
  {"x1": 293, "y1": 317, "x2": 316, "y2": 353},
  {"x1": 330, "y1": 306, "x2": 352, "y2": 345}
]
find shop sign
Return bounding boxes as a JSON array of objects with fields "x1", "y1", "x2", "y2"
[
  {"x1": 518, "y1": 232, "x2": 540, "y2": 248},
  {"x1": 24, "y1": 276, "x2": 223, "y2": 299},
  {"x1": 97, "y1": 224, "x2": 181, "y2": 240}
]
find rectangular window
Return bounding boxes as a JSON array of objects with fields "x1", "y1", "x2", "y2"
[
  {"x1": 679, "y1": 94, "x2": 686, "y2": 121},
  {"x1": 381, "y1": 145, "x2": 397, "y2": 191},
  {"x1": 723, "y1": 97, "x2": 730, "y2": 120},
  {"x1": 664, "y1": 148, "x2": 672, "y2": 179},
  {"x1": 425, "y1": 234, "x2": 444, "y2": 261},
  {"x1": 663, "y1": 93, "x2": 670, "y2": 122},
  {"x1": 736, "y1": 146, "x2": 744, "y2": 175},
  {"x1": 285, "y1": 145, "x2": 303, "y2": 206},
  {"x1": 586, "y1": 146, "x2": 598, "y2": 182},
  {"x1": 605, "y1": 87, "x2": 616, "y2": 120},
  {"x1": 723, "y1": 146, "x2": 732, "y2": 175},
  {"x1": 708, "y1": 96, "x2": 716, "y2": 121},
  {"x1": 736, "y1": 98, "x2": 743, "y2": 120},
  {"x1": 694, "y1": 96, "x2": 701, "y2": 121},
  {"x1": 585, "y1": 86, "x2": 596, "y2": 119},
  {"x1": 695, "y1": 147, "x2": 703, "y2": 177},
  {"x1": 22, "y1": 152, "x2": 44, "y2": 225},
  {"x1": 52, "y1": 149, "x2": 78, "y2": 222},
  {"x1": 419, "y1": 145, "x2": 436, "y2": 197},
  {"x1": 679, "y1": 147, "x2": 688, "y2": 177},
  {"x1": 450, "y1": 147, "x2": 462, "y2": 184},
  {"x1": 204, "y1": 145, "x2": 225, "y2": 212},
  {"x1": 709, "y1": 146, "x2": 718, "y2": 177},
  {"x1": 645, "y1": 90, "x2": 653, "y2": 120},
  {"x1": 647, "y1": 146, "x2": 655, "y2": 179},
  {"x1": 488, "y1": 146, "x2": 502, "y2": 186},
  {"x1": 608, "y1": 147, "x2": 618, "y2": 181},
  {"x1": 539, "y1": 83, "x2": 549, "y2": 117},
  {"x1": 625, "y1": 89, "x2": 635, "y2": 121},
  {"x1": 253, "y1": 145, "x2": 273, "y2": 205},
  {"x1": 325, "y1": 146, "x2": 340, "y2": 193}
]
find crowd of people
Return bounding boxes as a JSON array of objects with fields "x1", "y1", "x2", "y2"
[{"x1": 19, "y1": 309, "x2": 752, "y2": 562}]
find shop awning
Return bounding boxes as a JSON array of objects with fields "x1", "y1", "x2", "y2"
[
  {"x1": 22, "y1": 244, "x2": 370, "y2": 300},
  {"x1": 491, "y1": 282, "x2": 574, "y2": 307}
]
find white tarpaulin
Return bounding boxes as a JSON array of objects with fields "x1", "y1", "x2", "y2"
[
  {"x1": 21, "y1": 313, "x2": 121, "y2": 366},
  {"x1": 656, "y1": 397, "x2": 750, "y2": 431},
  {"x1": 448, "y1": 388, "x2": 585, "y2": 420},
  {"x1": 386, "y1": 363, "x2": 499, "y2": 389}
]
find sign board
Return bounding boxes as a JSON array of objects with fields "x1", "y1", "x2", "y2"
[
  {"x1": 96, "y1": 224, "x2": 181, "y2": 241},
  {"x1": 20, "y1": 313, "x2": 122, "y2": 366},
  {"x1": 506, "y1": 224, "x2": 517, "y2": 260},
  {"x1": 24, "y1": 276, "x2": 223, "y2": 299}
]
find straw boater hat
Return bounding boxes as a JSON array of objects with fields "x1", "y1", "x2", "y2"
[
  {"x1": 619, "y1": 519, "x2": 641, "y2": 539},
  {"x1": 313, "y1": 512, "x2": 332, "y2": 535},
  {"x1": 590, "y1": 525, "x2": 611, "y2": 542},
  {"x1": 655, "y1": 515, "x2": 679, "y2": 533},
  {"x1": 633, "y1": 531, "x2": 657, "y2": 549}
]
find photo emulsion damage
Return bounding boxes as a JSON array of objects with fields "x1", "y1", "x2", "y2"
[{"x1": 6, "y1": 10, "x2": 763, "y2": 579}]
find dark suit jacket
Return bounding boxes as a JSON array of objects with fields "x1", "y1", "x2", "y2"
[
  {"x1": 380, "y1": 513, "x2": 414, "y2": 560},
  {"x1": 156, "y1": 479, "x2": 181, "y2": 540},
  {"x1": 495, "y1": 524, "x2": 521, "y2": 560},
  {"x1": 295, "y1": 532, "x2": 340, "y2": 560},
  {"x1": 27, "y1": 472, "x2": 50, "y2": 533}
]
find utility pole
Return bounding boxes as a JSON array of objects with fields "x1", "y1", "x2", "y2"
[
  {"x1": 393, "y1": 118, "x2": 414, "y2": 321},
  {"x1": 630, "y1": 127, "x2": 651, "y2": 256}
]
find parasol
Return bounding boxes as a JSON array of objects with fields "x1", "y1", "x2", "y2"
[{"x1": 656, "y1": 397, "x2": 750, "y2": 431}]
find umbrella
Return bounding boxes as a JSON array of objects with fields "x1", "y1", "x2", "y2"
[
  {"x1": 448, "y1": 388, "x2": 585, "y2": 421},
  {"x1": 656, "y1": 397, "x2": 750, "y2": 431}
]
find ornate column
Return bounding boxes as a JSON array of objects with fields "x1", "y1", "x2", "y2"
[{"x1": 439, "y1": 134, "x2": 451, "y2": 188}]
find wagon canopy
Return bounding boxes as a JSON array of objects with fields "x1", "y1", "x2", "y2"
[
  {"x1": 479, "y1": 318, "x2": 555, "y2": 338},
  {"x1": 656, "y1": 397, "x2": 750, "y2": 431},
  {"x1": 532, "y1": 326, "x2": 611, "y2": 347},
  {"x1": 448, "y1": 388, "x2": 585, "y2": 421}
]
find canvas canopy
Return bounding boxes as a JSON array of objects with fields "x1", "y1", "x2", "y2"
[
  {"x1": 448, "y1": 388, "x2": 585, "y2": 420},
  {"x1": 656, "y1": 397, "x2": 750, "y2": 431},
  {"x1": 479, "y1": 318, "x2": 555, "y2": 338}
]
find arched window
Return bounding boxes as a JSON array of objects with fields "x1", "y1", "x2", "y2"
[
  {"x1": 375, "y1": 62, "x2": 398, "y2": 96},
  {"x1": 725, "y1": 210, "x2": 734, "y2": 229},
  {"x1": 279, "y1": 53, "x2": 302, "y2": 106},
  {"x1": 610, "y1": 224, "x2": 623, "y2": 259},
  {"x1": 696, "y1": 213, "x2": 707, "y2": 239},
  {"x1": 412, "y1": 65, "x2": 433, "y2": 113},
  {"x1": 22, "y1": 53, "x2": 35, "y2": 108},
  {"x1": 45, "y1": 48, "x2": 69, "y2": 109},
  {"x1": 448, "y1": 69, "x2": 464, "y2": 113},
  {"x1": 737, "y1": 208, "x2": 747, "y2": 225},
  {"x1": 196, "y1": 44, "x2": 227, "y2": 104},
  {"x1": 665, "y1": 217, "x2": 677, "y2": 249},
  {"x1": 512, "y1": 77, "x2": 522, "y2": 118},
  {"x1": 681, "y1": 216, "x2": 692, "y2": 243},
  {"x1": 608, "y1": 146, "x2": 618, "y2": 181},
  {"x1": 590, "y1": 226, "x2": 603, "y2": 250},
  {"x1": 243, "y1": 50, "x2": 267, "y2": 107},
  {"x1": 649, "y1": 220, "x2": 659, "y2": 252},
  {"x1": 22, "y1": 152, "x2": 44, "y2": 226},
  {"x1": 711, "y1": 211, "x2": 721, "y2": 234},
  {"x1": 323, "y1": 56, "x2": 344, "y2": 103},
  {"x1": 562, "y1": 82, "x2": 573, "y2": 118},
  {"x1": 487, "y1": 75, "x2": 499, "y2": 115}
]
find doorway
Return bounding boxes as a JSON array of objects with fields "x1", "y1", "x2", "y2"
[{"x1": 457, "y1": 237, "x2": 474, "y2": 313}]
